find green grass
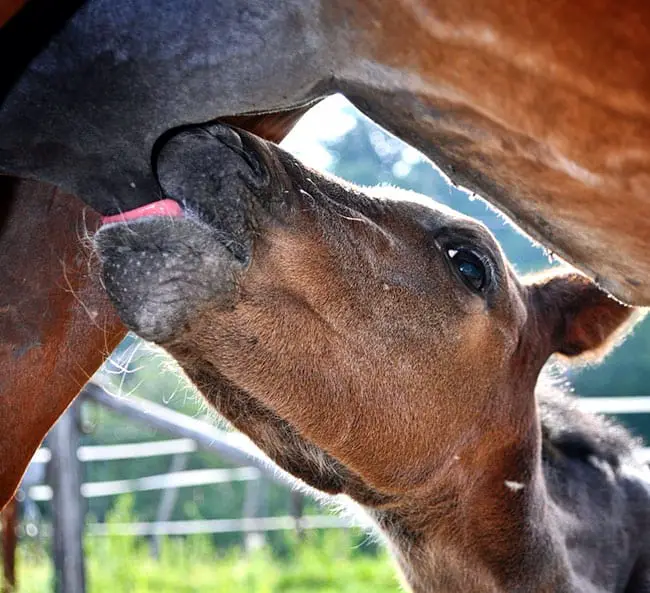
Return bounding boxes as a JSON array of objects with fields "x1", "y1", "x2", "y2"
[
  {"x1": 15, "y1": 498, "x2": 402, "y2": 593},
  {"x1": 16, "y1": 531, "x2": 401, "y2": 593}
]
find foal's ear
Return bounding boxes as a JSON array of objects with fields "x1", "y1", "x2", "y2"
[{"x1": 527, "y1": 271, "x2": 641, "y2": 361}]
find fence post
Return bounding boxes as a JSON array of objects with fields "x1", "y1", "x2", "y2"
[
  {"x1": 50, "y1": 399, "x2": 86, "y2": 593},
  {"x1": 150, "y1": 452, "x2": 189, "y2": 558},
  {"x1": 242, "y1": 475, "x2": 266, "y2": 551},
  {"x1": 290, "y1": 490, "x2": 305, "y2": 540}
]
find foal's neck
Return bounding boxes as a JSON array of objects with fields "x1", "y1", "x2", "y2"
[{"x1": 379, "y1": 438, "x2": 573, "y2": 593}]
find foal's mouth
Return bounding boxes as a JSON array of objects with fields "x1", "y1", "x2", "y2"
[
  {"x1": 93, "y1": 123, "x2": 275, "y2": 343},
  {"x1": 100, "y1": 198, "x2": 184, "y2": 226},
  {"x1": 99, "y1": 123, "x2": 274, "y2": 261}
]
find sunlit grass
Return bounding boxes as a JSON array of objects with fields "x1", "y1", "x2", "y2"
[
  {"x1": 16, "y1": 496, "x2": 401, "y2": 593},
  {"x1": 17, "y1": 532, "x2": 400, "y2": 593}
]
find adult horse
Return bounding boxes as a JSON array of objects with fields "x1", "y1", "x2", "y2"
[{"x1": 1, "y1": 0, "x2": 650, "y2": 510}]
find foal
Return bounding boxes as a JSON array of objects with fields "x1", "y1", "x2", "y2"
[{"x1": 95, "y1": 124, "x2": 650, "y2": 593}]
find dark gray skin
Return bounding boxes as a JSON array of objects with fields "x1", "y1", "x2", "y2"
[
  {"x1": 94, "y1": 123, "x2": 650, "y2": 592},
  {"x1": 0, "y1": 0, "x2": 333, "y2": 213}
]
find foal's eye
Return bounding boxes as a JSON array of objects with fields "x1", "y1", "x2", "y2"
[{"x1": 447, "y1": 248, "x2": 488, "y2": 293}]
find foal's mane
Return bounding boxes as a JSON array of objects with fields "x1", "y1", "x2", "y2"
[{"x1": 539, "y1": 387, "x2": 640, "y2": 470}]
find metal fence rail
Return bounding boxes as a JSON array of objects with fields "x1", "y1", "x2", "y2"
[
  {"x1": 32, "y1": 515, "x2": 351, "y2": 538},
  {"x1": 87, "y1": 515, "x2": 350, "y2": 537},
  {"x1": 82, "y1": 382, "x2": 280, "y2": 478},
  {"x1": 29, "y1": 467, "x2": 262, "y2": 501},
  {"x1": 578, "y1": 396, "x2": 650, "y2": 414}
]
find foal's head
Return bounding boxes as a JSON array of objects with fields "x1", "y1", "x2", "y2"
[{"x1": 94, "y1": 123, "x2": 637, "y2": 510}]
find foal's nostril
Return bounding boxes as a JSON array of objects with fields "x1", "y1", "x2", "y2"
[
  {"x1": 204, "y1": 123, "x2": 245, "y2": 153},
  {"x1": 154, "y1": 122, "x2": 271, "y2": 207},
  {"x1": 205, "y1": 123, "x2": 270, "y2": 189},
  {"x1": 236, "y1": 144, "x2": 269, "y2": 189}
]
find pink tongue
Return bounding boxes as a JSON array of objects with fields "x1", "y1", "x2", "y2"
[{"x1": 101, "y1": 199, "x2": 183, "y2": 225}]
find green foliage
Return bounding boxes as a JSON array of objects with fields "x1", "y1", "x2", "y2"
[
  {"x1": 14, "y1": 542, "x2": 51, "y2": 593},
  {"x1": 17, "y1": 496, "x2": 399, "y2": 593}
]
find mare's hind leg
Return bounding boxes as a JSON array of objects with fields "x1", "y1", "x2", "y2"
[
  {"x1": 1, "y1": 496, "x2": 17, "y2": 592},
  {"x1": 0, "y1": 178, "x2": 125, "y2": 509}
]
